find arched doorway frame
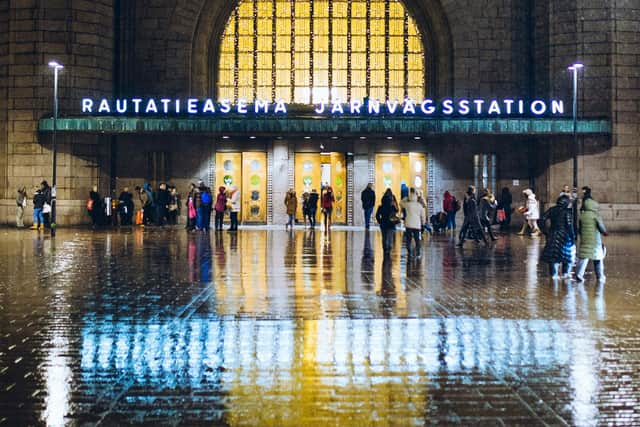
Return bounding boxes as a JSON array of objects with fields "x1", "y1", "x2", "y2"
[{"x1": 190, "y1": 0, "x2": 453, "y2": 99}]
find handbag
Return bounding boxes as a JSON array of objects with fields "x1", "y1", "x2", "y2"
[
  {"x1": 43, "y1": 203, "x2": 51, "y2": 214},
  {"x1": 135, "y1": 209, "x2": 144, "y2": 225},
  {"x1": 388, "y1": 212, "x2": 401, "y2": 225}
]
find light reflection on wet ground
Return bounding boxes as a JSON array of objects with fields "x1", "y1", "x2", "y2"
[{"x1": 0, "y1": 228, "x2": 639, "y2": 426}]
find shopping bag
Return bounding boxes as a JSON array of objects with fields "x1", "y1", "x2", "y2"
[{"x1": 135, "y1": 209, "x2": 144, "y2": 225}]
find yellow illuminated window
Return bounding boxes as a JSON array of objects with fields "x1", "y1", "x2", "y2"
[{"x1": 217, "y1": 0, "x2": 425, "y2": 103}]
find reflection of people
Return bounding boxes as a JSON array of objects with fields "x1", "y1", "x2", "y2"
[
  {"x1": 361, "y1": 183, "x2": 375, "y2": 229},
  {"x1": 196, "y1": 233, "x2": 212, "y2": 282},
  {"x1": 360, "y1": 231, "x2": 374, "y2": 284},
  {"x1": 540, "y1": 195, "x2": 575, "y2": 278},
  {"x1": 379, "y1": 256, "x2": 395, "y2": 315}
]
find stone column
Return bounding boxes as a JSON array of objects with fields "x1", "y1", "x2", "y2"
[
  {"x1": 271, "y1": 139, "x2": 289, "y2": 225},
  {"x1": 352, "y1": 142, "x2": 372, "y2": 227}
]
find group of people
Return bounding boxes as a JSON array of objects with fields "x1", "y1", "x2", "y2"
[
  {"x1": 284, "y1": 186, "x2": 337, "y2": 232},
  {"x1": 15, "y1": 181, "x2": 52, "y2": 230}
]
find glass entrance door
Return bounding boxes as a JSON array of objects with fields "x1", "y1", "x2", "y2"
[
  {"x1": 215, "y1": 152, "x2": 267, "y2": 224},
  {"x1": 295, "y1": 152, "x2": 346, "y2": 224},
  {"x1": 375, "y1": 153, "x2": 427, "y2": 202}
]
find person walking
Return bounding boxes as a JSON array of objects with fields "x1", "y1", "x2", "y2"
[
  {"x1": 16, "y1": 187, "x2": 27, "y2": 228},
  {"x1": 479, "y1": 188, "x2": 498, "y2": 241},
  {"x1": 213, "y1": 186, "x2": 227, "y2": 231},
  {"x1": 118, "y1": 186, "x2": 134, "y2": 226},
  {"x1": 361, "y1": 183, "x2": 376, "y2": 229},
  {"x1": 402, "y1": 188, "x2": 426, "y2": 258},
  {"x1": 442, "y1": 191, "x2": 459, "y2": 231},
  {"x1": 31, "y1": 189, "x2": 46, "y2": 230},
  {"x1": 308, "y1": 188, "x2": 319, "y2": 228},
  {"x1": 141, "y1": 182, "x2": 155, "y2": 225},
  {"x1": 375, "y1": 188, "x2": 400, "y2": 255},
  {"x1": 284, "y1": 188, "x2": 297, "y2": 230},
  {"x1": 228, "y1": 185, "x2": 240, "y2": 231},
  {"x1": 88, "y1": 185, "x2": 102, "y2": 228},
  {"x1": 322, "y1": 186, "x2": 335, "y2": 232},
  {"x1": 198, "y1": 183, "x2": 213, "y2": 232},
  {"x1": 301, "y1": 191, "x2": 311, "y2": 227},
  {"x1": 540, "y1": 195, "x2": 576, "y2": 278},
  {"x1": 517, "y1": 189, "x2": 541, "y2": 236},
  {"x1": 576, "y1": 191, "x2": 607, "y2": 282},
  {"x1": 457, "y1": 185, "x2": 486, "y2": 247},
  {"x1": 497, "y1": 187, "x2": 513, "y2": 231}
]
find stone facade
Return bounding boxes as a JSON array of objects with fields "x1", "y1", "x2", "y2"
[{"x1": 0, "y1": 0, "x2": 639, "y2": 229}]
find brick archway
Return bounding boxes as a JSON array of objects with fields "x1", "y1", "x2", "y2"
[{"x1": 190, "y1": 0, "x2": 453, "y2": 98}]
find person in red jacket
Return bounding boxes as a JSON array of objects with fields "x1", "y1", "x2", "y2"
[
  {"x1": 321, "y1": 186, "x2": 335, "y2": 232},
  {"x1": 443, "y1": 191, "x2": 459, "y2": 231}
]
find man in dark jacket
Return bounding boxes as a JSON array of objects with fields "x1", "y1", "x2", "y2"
[
  {"x1": 118, "y1": 187, "x2": 134, "y2": 226},
  {"x1": 155, "y1": 182, "x2": 170, "y2": 226},
  {"x1": 361, "y1": 183, "x2": 376, "y2": 229},
  {"x1": 31, "y1": 189, "x2": 46, "y2": 230},
  {"x1": 307, "y1": 188, "x2": 319, "y2": 228},
  {"x1": 457, "y1": 185, "x2": 487, "y2": 247}
]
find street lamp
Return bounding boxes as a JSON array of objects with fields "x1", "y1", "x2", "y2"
[
  {"x1": 48, "y1": 61, "x2": 63, "y2": 237},
  {"x1": 568, "y1": 63, "x2": 584, "y2": 189}
]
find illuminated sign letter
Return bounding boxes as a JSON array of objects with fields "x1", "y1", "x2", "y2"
[
  {"x1": 145, "y1": 99, "x2": 158, "y2": 114},
  {"x1": 315, "y1": 102, "x2": 326, "y2": 114},
  {"x1": 531, "y1": 100, "x2": 546, "y2": 115},
  {"x1": 187, "y1": 98, "x2": 198, "y2": 114},
  {"x1": 274, "y1": 100, "x2": 287, "y2": 114},
  {"x1": 331, "y1": 101, "x2": 344, "y2": 114},
  {"x1": 473, "y1": 99, "x2": 485, "y2": 114},
  {"x1": 403, "y1": 99, "x2": 416, "y2": 115},
  {"x1": 420, "y1": 99, "x2": 435, "y2": 115},
  {"x1": 350, "y1": 99, "x2": 361, "y2": 114},
  {"x1": 203, "y1": 99, "x2": 216, "y2": 114},
  {"x1": 442, "y1": 99, "x2": 454, "y2": 115},
  {"x1": 98, "y1": 99, "x2": 111, "y2": 113},
  {"x1": 116, "y1": 99, "x2": 128, "y2": 114},
  {"x1": 386, "y1": 100, "x2": 399, "y2": 114},
  {"x1": 175, "y1": 99, "x2": 181, "y2": 113},
  {"x1": 160, "y1": 99, "x2": 171, "y2": 114},
  {"x1": 368, "y1": 99, "x2": 380, "y2": 115},
  {"x1": 458, "y1": 100, "x2": 470, "y2": 115},
  {"x1": 220, "y1": 99, "x2": 231, "y2": 114},
  {"x1": 237, "y1": 99, "x2": 248, "y2": 114},
  {"x1": 503, "y1": 99, "x2": 514, "y2": 114},
  {"x1": 132, "y1": 98, "x2": 142, "y2": 113},
  {"x1": 82, "y1": 98, "x2": 94, "y2": 113},
  {"x1": 487, "y1": 100, "x2": 501, "y2": 115},
  {"x1": 518, "y1": 100, "x2": 524, "y2": 114},
  {"x1": 255, "y1": 99, "x2": 269, "y2": 114},
  {"x1": 551, "y1": 100, "x2": 564, "y2": 115}
]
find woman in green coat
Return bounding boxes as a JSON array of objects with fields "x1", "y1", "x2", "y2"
[{"x1": 576, "y1": 197, "x2": 607, "y2": 282}]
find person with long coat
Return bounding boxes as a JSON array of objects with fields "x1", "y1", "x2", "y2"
[
  {"x1": 540, "y1": 195, "x2": 575, "y2": 278},
  {"x1": 576, "y1": 197, "x2": 607, "y2": 282},
  {"x1": 457, "y1": 186, "x2": 486, "y2": 247},
  {"x1": 375, "y1": 188, "x2": 399, "y2": 255},
  {"x1": 284, "y1": 188, "x2": 297, "y2": 230},
  {"x1": 479, "y1": 188, "x2": 498, "y2": 241}
]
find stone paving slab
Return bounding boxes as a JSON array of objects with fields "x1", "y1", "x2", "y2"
[{"x1": 0, "y1": 228, "x2": 639, "y2": 425}]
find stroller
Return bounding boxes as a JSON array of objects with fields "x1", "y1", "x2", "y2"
[{"x1": 430, "y1": 212, "x2": 447, "y2": 232}]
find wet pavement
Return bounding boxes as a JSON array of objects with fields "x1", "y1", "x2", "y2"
[{"x1": 1, "y1": 227, "x2": 639, "y2": 426}]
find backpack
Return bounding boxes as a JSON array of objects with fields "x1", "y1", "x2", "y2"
[
  {"x1": 201, "y1": 191, "x2": 212, "y2": 205},
  {"x1": 452, "y1": 198, "x2": 461, "y2": 212}
]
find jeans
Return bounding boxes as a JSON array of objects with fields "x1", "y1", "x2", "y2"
[
  {"x1": 446, "y1": 211, "x2": 456, "y2": 230},
  {"x1": 381, "y1": 226, "x2": 395, "y2": 253},
  {"x1": 229, "y1": 212, "x2": 238, "y2": 230},
  {"x1": 214, "y1": 211, "x2": 224, "y2": 230},
  {"x1": 308, "y1": 209, "x2": 317, "y2": 227},
  {"x1": 287, "y1": 214, "x2": 295, "y2": 227},
  {"x1": 364, "y1": 207, "x2": 373, "y2": 229},
  {"x1": 197, "y1": 206, "x2": 211, "y2": 230},
  {"x1": 404, "y1": 228, "x2": 421, "y2": 256},
  {"x1": 576, "y1": 258, "x2": 605, "y2": 281},
  {"x1": 33, "y1": 208, "x2": 44, "y2": 226}
]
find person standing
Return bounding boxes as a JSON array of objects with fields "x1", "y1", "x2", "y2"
[
  {"x1": 402, "y1": 188, "x2": 426, "y2": 258},
  {"x1": 375, "y1": 188, "x2": 399, "y2": 255},
  {"x1": 185, "y1": 183, "x2": 197, "y2": 231},
  {"x1": 213, "y1": 186, "x2": 227, "y2": 231},
  {"x1": 479, "y1": 188, "x2": 498, "y2": 241},
  {"x1": 517, "y1": 189, "x2": 541, "y2": 236},
  {"x1": 228, "y1": 185, "x2": 241, "y2": 231},
  {"x1": 155, "y1": 182, "x2": 170, "y2": 226},
  {"x1": 198, "y1": 184, "x2": 213, "y2": 232},
  {"x1": 31, "y1": 189, "x2": 46, "y2": 230},
  {"x1": 88, "y1": 185, "x2": 102, "y2": 228},
  {"x1": 498, "y1": 187, "x2": 513, "y2": 231},
  {"x1": 141, "y1": 182, "x2": 155, "y2": 225},
  {"x1": 361, "y1": 183, "x2": 376, "y2": 229},
  {"x1": 322, "y1": 186, "x2": 335, "y2": 232},
  {"x1": 442, "y1": 191, "x2": 459, "y2": 231},
  {"x1": 540, "y1": 195, "x2": 575, "y2": 278},
  {"x1": 118, "y1": 186, "x2": 134, "y2": 226},
  {"x1": 308, "y1": 188, "x2": 319, "y2": 228},
  {"x1": 576, "y1": 193, "x2": 607, "y2": 282},
  {"x1": 167, "y1": 186, "x2": 180, "y2": 225},
  {"x1": 457, "y1": 185, "x2": 486, "y2": 247},
  {"x1": 301, "y1": 191, "x2": 311, "y2": 227},
  {"x1": 40, "y1": 181, "x2": 52, "y2": 229},
  {"x1": 284, "y1": 188, "x2": 297, "y2": 230},
  {"x1": 16, "y1": 187, "x2": 27, "y2": 228}
]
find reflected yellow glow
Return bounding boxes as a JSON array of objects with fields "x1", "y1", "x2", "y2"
[{"x1": 218, "y1": 0, "x2": 425, "y2": 103}]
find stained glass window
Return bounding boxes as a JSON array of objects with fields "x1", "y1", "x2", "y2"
[{"x1": 217, "y1": 0, "x2": 425, "y2": 104}]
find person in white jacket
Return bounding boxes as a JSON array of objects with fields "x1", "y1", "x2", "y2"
[
  {"x1": 518, "y1": 188, "x2": 541, "y2": 236},
  {"x1": 402, "y1": 188, "x2": 426, "y2": 258},
  {"x1": 228, "y1": 185, "x2": 241, "y2": 231}
]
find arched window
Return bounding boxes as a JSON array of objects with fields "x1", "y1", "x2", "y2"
[{"x1": 217, "y1": 0, "x2": 425, "y2": 104}]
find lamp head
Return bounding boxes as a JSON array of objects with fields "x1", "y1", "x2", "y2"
[
  {"x1": 568, "y1": 63, "x2": 584, "y2": 72},
  {"x1": 48, "y1": 61, "x2": 64, "y2": 70}
]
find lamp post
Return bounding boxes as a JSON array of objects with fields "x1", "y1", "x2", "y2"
[
  {"x1": 568, "y1": 63, "x2": 583, "y2": 189},
  {"x1": 48, "y1": 61, "x2": 63, "y2": 237}
]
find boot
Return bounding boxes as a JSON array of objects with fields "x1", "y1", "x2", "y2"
[
  {"x1": 517, "y1": 223, "x2": 528, "y2": 235},
  {"x1": 38, "y1": 224, "x2": 44, "y2": 230},
  {"x1": 594, "y1": 260, "x2": 606, "y2": 282},
  {"x1": 30, "y1": 224, "x2": 38, "y2": 230},
  {"x1": 550, "y1": 263, "x2": 560, "y2": 279}
]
